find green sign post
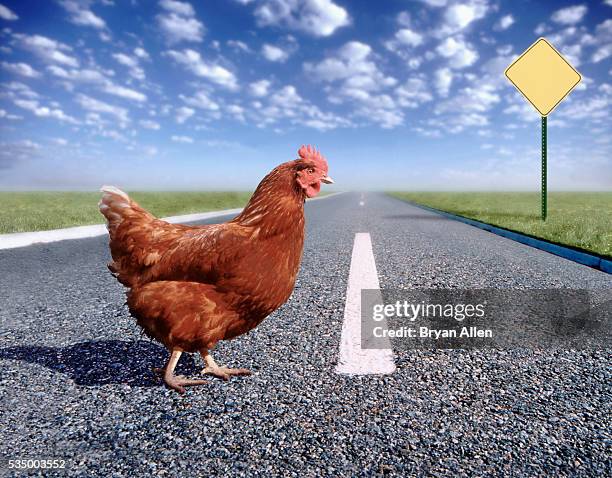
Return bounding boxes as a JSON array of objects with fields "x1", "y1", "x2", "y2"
[
  {"x1": 541, "y1": 116, "x2": 547, "y2": 220},
  {"x1": 504, "y1": 38, "x2": 581, "y2": 221}
]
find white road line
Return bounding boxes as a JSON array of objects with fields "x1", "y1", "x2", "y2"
[
  {"x1": 0, "y1": 192, "x2": 344, "y2": 250},
  {"x1": 336, "y1": 233, "x2": 396, "y2": 375}
]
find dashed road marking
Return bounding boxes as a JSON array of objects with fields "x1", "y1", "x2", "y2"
[{"x1": 336, "y1": 233, "x2": 396, "y2": 375}]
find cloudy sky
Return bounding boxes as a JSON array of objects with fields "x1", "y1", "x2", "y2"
[{"x1": 0, "y1": 0, "x2": 610, "y2": 190}]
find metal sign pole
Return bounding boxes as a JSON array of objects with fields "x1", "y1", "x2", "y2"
[
  {"x1": 541, "y1": 116, "x2": 547, "y2": 221},
  {"x1": 505, "y1": 38, "x2": 581, "y2": 222}
]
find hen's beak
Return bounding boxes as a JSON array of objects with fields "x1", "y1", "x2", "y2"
[{"x1": 321, "y1": 175, "x2": 334, "y2": 184}]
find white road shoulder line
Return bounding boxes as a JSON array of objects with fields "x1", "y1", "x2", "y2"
[
  {"x1": 0, "y1": 192, "x2": 344, "y2": 250},
  {"x1": 336, "y1": 232, "x2": 396, "y2": 375},
  {"x1": 0, "y1": 208, "x2": 244, "y2": 251}
]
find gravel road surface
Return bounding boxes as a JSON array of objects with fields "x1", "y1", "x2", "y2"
[{"x1": 1, "y1": 192, "x2": 610, "y2": 477}]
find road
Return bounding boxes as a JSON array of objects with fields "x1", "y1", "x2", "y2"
[{"x1": 1, "y1": 192, "x2": 610, "y2": 476}]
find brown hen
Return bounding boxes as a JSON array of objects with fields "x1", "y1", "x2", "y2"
[{"x1": 99, "y1": 146, "x2": 333, "y2": 393}]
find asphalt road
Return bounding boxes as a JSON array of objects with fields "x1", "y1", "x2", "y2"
[{"x1": 1, "y1": 192, "x2": 610, "y2": 477}]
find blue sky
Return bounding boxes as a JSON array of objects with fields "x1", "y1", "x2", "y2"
[{"x1": 0, "y1": 0, "x2": 610, "y2": 191}]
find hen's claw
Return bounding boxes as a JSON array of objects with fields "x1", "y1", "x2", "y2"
[
  {"x1": 164, "y1": 376, "x2": 208, "y2": 394},
  {"x1": 155, "y1": 350, "x2": 208, "y2": 394},
  {"x1": 201, "y1": 366, "x2": 252, "y2": 381}
]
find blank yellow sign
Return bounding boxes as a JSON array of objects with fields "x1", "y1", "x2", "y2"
[{"x1": 505, "y1": 38, "x2": 581, "y2": 117}]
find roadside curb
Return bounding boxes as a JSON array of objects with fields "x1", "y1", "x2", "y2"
[
  {"x1": 0, "y1": 192, "x2": 344, "y2": 251},
  {"x1": 396, "y1": 198, "x2": 612, "y2": 275}
]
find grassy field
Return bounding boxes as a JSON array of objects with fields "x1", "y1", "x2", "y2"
[
  {"x1": 389, "y1": 192, "x2": 612, "y2": 258},
  {"x1": 0, "y1": 191, "x2": 253, "y2": 234}
]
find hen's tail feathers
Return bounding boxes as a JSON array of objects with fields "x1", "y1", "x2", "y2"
[
  {"x1": 99, "y1": 186, "x2": 159, "y2": 286},
  {"x1": 99, "y1": 186, "x2": 133, "y2": 235}
]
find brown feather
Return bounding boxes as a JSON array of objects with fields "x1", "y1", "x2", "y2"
[{"x1": 100, "y1": 159, "x2": 307, "y2": 352}]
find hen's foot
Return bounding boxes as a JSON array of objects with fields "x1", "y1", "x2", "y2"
[
  {"x1": 164, "y1": 375, "x2": 208, "y2": 394},
  {"x1": 201, "y1": 366, "x2": 252, "y2": 381},
  {"x1": 156, "y1": 349, "x2": 208, "y2": 394}
]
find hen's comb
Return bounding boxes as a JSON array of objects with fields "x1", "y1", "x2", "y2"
[{"x1": 298, "y1": 145, "x2": 326, "y2": 164}]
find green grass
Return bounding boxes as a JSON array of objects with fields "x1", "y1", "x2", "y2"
[
  {"x1": 389, "y1": 192, "x2": 612, "y2": 259},
  {"x1": 0, "y1": 191, "x2": 253, "y2": 234}
]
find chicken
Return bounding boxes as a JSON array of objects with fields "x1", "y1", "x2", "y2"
[{"x1": 99, "y1": 145, "x2": 333, "y2": 393}]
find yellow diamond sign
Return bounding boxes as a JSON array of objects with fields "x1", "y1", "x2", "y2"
[{"x1": 505, "y1": 38, "x2": 581, "y2": 117}]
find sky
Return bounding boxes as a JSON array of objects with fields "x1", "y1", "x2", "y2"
[{"x1": 0, "y1": 0, "x2": 610, "y2": 191}]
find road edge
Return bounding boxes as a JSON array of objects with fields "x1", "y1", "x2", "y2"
[
  {"x1": 389, "y1": 195, "x2": 612, "y2": 275},
  {"x1": 0, "y1": 192, "x2": 344, "y2": 250}
]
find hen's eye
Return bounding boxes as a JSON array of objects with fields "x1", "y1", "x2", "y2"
[{"x1": 308, "y1": 168, "x2": 315, "y2": 174}]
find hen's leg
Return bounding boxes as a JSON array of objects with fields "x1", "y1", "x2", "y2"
[
  {"x1": 161, "y1": 350, "x2": 208, "y2": 394},
  {"x1": 200, "y1": 351, "x2": 252, "y2": 381}
]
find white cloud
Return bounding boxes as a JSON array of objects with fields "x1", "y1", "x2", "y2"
[
  {"x1": 591, "y1": 20, "x2": 612, "y2": 62},
  {"x1": 431, "y1": 49, "x2": 511, "y2": 134},
  {"x1": 112, "y1": 52, "x2": 145, "y2": 80},
  {"x1": 394, "y1": 28, "x2": 423, "y2": 47},
  {"x1": 160, "y1": 0, "x2": 194, "y2": 16},
  {"x1": 227, "y1": 40, "x2": 252, "y2": 53},
  {"x1": 551, "y1": 5, "x2": 587, "y2": 25},
  {"x1": 2, "y1": 81, "x2": 39, "y2": 99},
  {"x1": 269, "y1": 85, "x2": 302, "y2": 108},
  {"x1": 595, "y1": 19, "x2": 612, "y2": 40},
  {"x1": 1, "y1": 61, "x2": 40, "y2": 78},
  {"x1": 18, "y1": 34, "x2": 79, "y2": 68},
  {"x1": 58, "y1": 1, "x2": 106, "y2": 29},
  {"x1": 13, "y1": 98, "x2": 78, "y2": 123},
  {"x1": 46, "y1": 64, "x2": 146, "y2": 101},
  {"x1": 0, "y1": 3, "x2": 18, "y2": 20},
  {"x1": 157, "y1": 0, "x2": 204, "y2": 43},
  {"x1": 304, "y1": 41, "x2": 406, "y2": 128},
  {"x1": 16, "y1": 139, "x2": 41, "y2": 150},
  {"x1": 53, "y1": 137, "x2": 68, "y2": 145},
  {"x1": 592, "y1": 43, "x2": 612, "y2": 63},
  {"x1": 175, "y1": 106, "x2": 195, "y2": 123},
  {"x1": 166, "y1": 49, "x2": 237, "y2": 89},
  {"x1": 435, "y1": 67, "x2": 453, "y2": 96},
  {"x1": 226, "y1": 104, "x2": 245, "y2": 121},
  {"x1": 395, "y1": 77, "x2": 433, "y2": 108},
  {"x1": 437, "y1": 84, "x2": 500, "y2": 114},
  {"x1": 254, "y1": 0, "x2": 350, "y2": 37},
  {"x1": 559, "y1": 43, "x2": 582, "y2": 66},
  {"x1": 257, "y1": 84, "x2": 350, "y2": 131},
  {"x1": 0, "y1": 108, "x2": 21, "y2": 120},
  {"x1": 47, "y1": 65, "x2": 107, "y2": 83},
  {"x1": 99, "y1": 31, "x2": 112, "y2": 42},
  {"x1": 171, "y1": 135, "x2": 194, "y2": 143},
  {"x1": 385, "y1": 24, "x2": 426, "y2": 61},
  {"x1": 557, "y1": 95, "x2": 610, "y2": 120},
  {"x1": 262, "y1": 44, "x2": 290, "y2": 62},
  {"x1": 76, "y1": 93, "x2": 129, "y2": 124},
  {"x1": 534, "y1": 23, "x2": 548, "y2": 35},
  {"x1": 440, "y1": 1, "x2": 488, "y2": 36},
  {"x1": 416, "y1": 0, "x2": 447, "y2": 6},
  {"x1": 495, "y1": 14, "x2": 514, "y2": 31},
  {"x1": 396, "y1": 11, "x2": 412, "y2": 27},
  {"x1": 436, "y1": 36, "x2": 478, "y2": 69},
  {"x1": 249, "y1": 79, "x2": 271, "y2": 97},
  {"x1": 134, "y1": 47, "x2": 150, "y2": 60},
  {"x1": 140, "y1": 119, "x2": 160, "y2": 130},
  {"x1": 102, "y1": 83, "x2": 146, "y2": 102},
  {"x1": 112, "y1": 53, "x2": 138, "y2": 69},
  {"x1": 304, "y1": 41, "x2": 394, "y2": 86},
  {"x1": 180, "y1": 91, "x2": 219, "y2": 110}
]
